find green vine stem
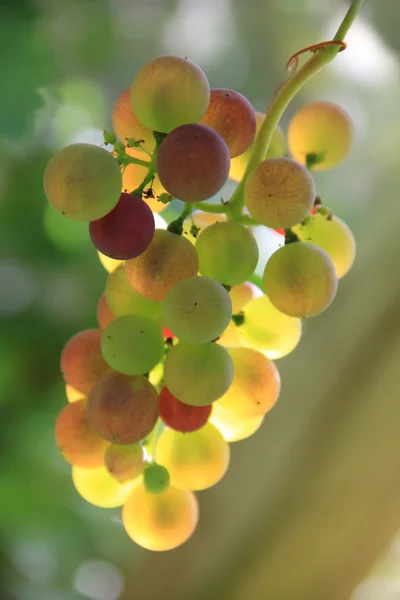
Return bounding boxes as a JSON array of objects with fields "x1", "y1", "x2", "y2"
[
  {"x1": 149, "y1": 418, "x2": 165, "y2": 463},
  {"x1": 228, "y1": 0, "x2": 365, "y2": 218}
]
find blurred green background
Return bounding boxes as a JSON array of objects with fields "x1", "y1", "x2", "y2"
[{"x1": 2, "y1": 1, "x2": 400, "y2": 599}]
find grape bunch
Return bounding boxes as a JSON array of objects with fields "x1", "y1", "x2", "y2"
[{"x1": 44, "y1": 54, "x2": 356, "y2": 552}]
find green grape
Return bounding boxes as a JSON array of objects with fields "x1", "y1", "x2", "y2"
[
  {"x1": 101, "y1": 315, "x2": 164, "y2": 375},
  {"x1": 263, "y1": 242, "x2": 338, "y2": 318},
  {"x1": 163, "y1": 276, "x2": 232, "y2": 343},
  {"x1": 156, "y1": 423, "x2": 230, "y2": 491},
  {"x1": 125, "y1": 230, "x2": 199, "y2": 302},
  {"x1": 164, "y1": 342, "x2": 234, "y2": 406},
  {"x1": 144, "y1": 463, "x2": 170, "y2": 494},
  {"x1": 43, "y1": 143, "x2": 122, "y2": 221},
  {"x1": 131, "y1": 55, "x2": 210, "y2": 133},
  {"x1": 72, "y1": 465, "x2": 136, "y2": 508},
  {"x1": 195, "y1": 221, "x2": 259, "y2": 286},
  {"x1": 244, "y1": 157, "x2": 316, "y2": 229},
  {"x1": 104, "y1": 443, "x2": 145, "y2": 483},
  {"x1": 122, "y1": 482, "x2": 199, "y2": 551},
  {"x1": 210, "y1": 403, "x2": 264, "y2": 443},
  {"x1": 288, "y1": 101, "x2": 353, "y2": 170},
  {"x1": 239, "y1": 295, "x2": 302, "y2": 359},
  {"x1": 292, "y1": 212, "x2": 356, "y2": 279},
  {"x1": 96, "y1": 292, "x2": 116, "y2": 331},
  {"x1": 105, "y1": 265, "x2": 163, "y2": 320},
  {"x1": 182, "y1": 210, "x2": 226, "y2": 245}
]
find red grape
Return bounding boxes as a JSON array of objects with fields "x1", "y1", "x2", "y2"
[{"x1": 159, "y1": 386, "x2": 212, "y2": 433}]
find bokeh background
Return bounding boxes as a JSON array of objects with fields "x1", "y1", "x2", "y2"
[{"x1": 2, "y1": 1, "x2": 400, "y2": 599}]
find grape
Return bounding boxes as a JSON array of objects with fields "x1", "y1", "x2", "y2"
[
  {"x1": 156, "y1": 124, "x2": 230, "y2": 202},
  {"x1": 292, "y1": 212, "x2": 356, "y2": 279},
  {"x1": 156, "y1": 423, "x2": 230, "y2": 491},
  {"x1": 43, "y1": 143, "x2": 122, "y2": 221},
  {"x1": 105, "y1": 265, "x2": 163, "y2": 320},
  {"x1": 182, "y1": 210, "x2": 226, "y2": 245},
  {"x1": 239, "y1": 295, "x2": 302, "y2": 359},
  {"x1": 122, "y1": 482, "x2": 199, "y2": 551},
  {"x1": 65, "y1": 385, "x2": 85, "y2": 403},
  {"x1": 72, "y1": 465, "x2": 136, "y2": 508},
  {"x1": 122, "y1": 148, "x2": 167, "y2": 213},
  {"x1": 97, "y1": 251, "x2": 123, "y2": 273},
  {"x1": 216, "y1": 348, "x2": 281, "y2": 418},
  {"x1": 87, "y1": 372, "x2": 159, "y2": 444},
  {"x1": 164, "y1": 342, "x2": 234, "y2": 406},
  {"x1": 89, "y1": 193, "x2": 155, "y2": 260},
  {"x1": 131, "y1": 55, "x2": 210, "y2": 133},
  {"x1": 125, "y1": 230, "x2": 199, "y2": 301},
  {"x1": 288, "y1": 101, "x2": 353, "y2": 170},
  {"x1": 244, "y1": 157, "x2": 316, "y2": 229},
  {"x1": 163, "y1": 276, "x2": 232, "y2": 344},
  {"x1": 218, "y1": 282, "x2": 263, "y2": 349},
  {"x1": 144, "y1": 463, "x2": 170, "y2": 494},
  {"x1": 101, "y1": 315, "x2": 164, "y2": 376},
  {"x1": 60, "y1": 329, "x2": 110, "y2": 396},
  {"x1": 229, "y1": 112, "x2": 286, "y2": 182},
  {"x1": 210, "y1": 403, "x2": 264, "y2": 442},
  {"x1": 104, "y1": 443, "x2": 145, "y2": 483},
  {"x1": 96, "y1": 292, "x2": 116, "y2": 331},
  {"x1": 199, "y1": 88, "x2": 256, "y2": 157},
  {"x1": 195, "y1": 221, "x2": 259, "y2": 286},
  {"x1": 263, "y1": 242, "x2": 338, "y2": 318},
  {"x1": 159, "y1": 386, "x2": 212, "y2": 433},
  {"x1": 55, "y1": 400, "x2": 109, "y2": 468},
  {"x1": 112, "y1": 88, "x2": 155, "y2": 153}
]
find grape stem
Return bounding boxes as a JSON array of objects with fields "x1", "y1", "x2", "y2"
[
  {"x1": 149, "y1": 418, "x2": 165, "y2": 463},
  {"x1": 227, "y1": 0, "x2": 365, "y2": 219}
]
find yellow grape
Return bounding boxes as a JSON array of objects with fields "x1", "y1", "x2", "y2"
[
  {"x1": 112, "y1": 88, "x2": 155, "y2": 153},
  {"x1": 122, "y1": 148, "x2": 166, "y2": 214},
  {"x1": 97, "y1": 250, "x2": 123, "y2": 274},
  {"x1": 104, "y1": 265, "x2": 163, "y2": 320},
  {"x1": 218, "y1": 282, "x2": 262, "y2": 348},
  {"x1": 182, "y1": 210, "x2": 226, "y2": 246},
  {"x1": 156, "y1": 423, "x2": 230, "y2": 491},
  {"x1": 210, "y1": 402, "x2": 264, "y2": 442},
  {"x1": 65, "y1": 384, "x2": 85, "y2": 403},
  {"x1": 104, "y1": 443, "x2": 145, "y2": 483},
  {"x1": 122, "y1": 481, "x2": 199, "y2": 551},
  {"x1": 72, "y1": 465, "x2": 136, "y2": 508}
]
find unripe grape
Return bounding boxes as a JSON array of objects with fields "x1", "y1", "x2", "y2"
[
  {"x1": 105, "y1": 265, "x2": 163, "y2": 320},
  {"x1": 144, "y1": 463, "x2": 170, "y2": 494},
  {"x1": 72, "y1": 465, "x2": 135, "y2": 508}
]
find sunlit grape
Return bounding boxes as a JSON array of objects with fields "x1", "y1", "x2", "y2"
[
  {"x1": 244, "y1": 157, "x2": 316, "y2": 229},
  {"x1": 65, "y1": 385, "x2": 85, "y2": 403},
  {"x1": 101, "y1": 315, "x2": 164, "y2": 376},
  {"x1": 122, "y1": 148, "x2": 167, "y2": 214},
  {"x1": 97, "y1": 251, "x2": 123, "y2": 273},
  {"x1": 122, "y1": 482, "x2": 199, "y2": 551},
  {"x1": 195, "y1": 221, "x2": 259, "y2": 285},
  {"x1": 105, "y1": 265, "x2": 163, "y2": 320},
  {"x1": 112, "y1": 88, "x2": 155, "y2": 153},
  {"x1": 263, "y1": 242, "x2": 338, "y2": 318},
  {"x1": 104, "y1": 443, "x2": 145, "y2": 483},
  {"x1": 182, "y1": 210, "x2": 226, "y2": 245},
  {"x1": 96, "y1": 292, "x2": 116, "y2": 331},
  {"x1": 131, "y1": 55, "x2": 210, "y2": 133},
  {"x1": 210, "y1": 402, "x2": 264, "y2": 442},
  {"x1": 156, "y1": 423, "x2": 230, "y2": 491},
  {"x1": 43, "y1": 143, "x2": 122, "y2": 221},
  {"x1": 144, "y1": 463, "x2": 170, "y2": 494},
  {"x1": 287, "y1": 101, "x2": 353, "y2": 170},
  {"x1": 164, "y1": 342, "x2": 234, "y2": 406},
  {"x1": 218, "y1": 282, "x2": 263, "y2": 348},
  {"x1": 159, "y1": 386, "x2": 212, "y2": 432},
  {"x1": 163, "y1": 276, "x2": 232, "y2": 343},
  {"x1": 72, "y1": 465, "x2": 135, "y2": 508},
  {"x1": 87, "y1": 372, "x2": 159, "y2": 444},
  {"x1": 125, "y1": 230, "x2": 199, "y2": 301},
  {"x1": 292, "y1": 212, "x2": 356, "y2": 278}
]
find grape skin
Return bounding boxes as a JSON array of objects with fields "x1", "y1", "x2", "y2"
[{"x1": 112, "y1": 88, "x2": 155, "y2": 153}]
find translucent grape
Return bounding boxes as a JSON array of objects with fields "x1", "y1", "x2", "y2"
[
  {"x1": 122, "y1": 148, "x2": 166, "y2": 214},
  {"x1": 125, "y1": 230, "x2": 199, "y2": 302},
  {"x1": 164, "y1": 342, "x2": 234, "y2": 406},
  {"x1": 239, "y1": 295, "x2": 302, "y2": 359},
  {"x1": 43, "y1": 143, "x2": 122, "y2": 221},
  {"x1": 195, "y1": 221, "x2": 259, "y2": 286},
  {"x1": 65, "y1": 385, "x2": 85, "y2": 403},
  {"x1": 210, "y1": 403, "x2": 264, "y2": 442},
  {"x1": 87, "y1": 372, "x2": 159, "y2": 444},
  {"x1": 112, "y1": 88, "x2": 155, "y2": 153},
  {"x1": 101, "y1": 315, "x2": 164, "y2": 376},
  {"x1": 96, "y1": 292, "x2": 116, "y2": 331},
  {"x1": 199, "y1": 88, "x2": 256, "y2": 157},
  {"x1": 218, "y1": 282, "x2": 263, "y2": 348},
  {"x1": 156, "y1": 124, "x2": 230, "y2": 202},
  {"x1": 182, "y1": 210, "x2": 226, "y2": 245},
  {"x1": 105, "y1": 265, "x2": 163, "y2": 320},
  {"x1": 143, "y1": 463, "x2": 170, "y2": 494},
  {"x1": 229, "y1": 112, "x2": 286, "y2": 182},
  {"x1": 89, "y1": 193, "x2": 155, "y2": 260},
  {"x1": 244, "y1": 157, "x2": 316, "y2": 229},
  {"x1": 216, "y1": 348, "x2": 281, "y2": 418},
  {"x1": 263, "y1": 242, "x2": 338, "y2": 318},
  {"x1": 55, "y1": 400, "x2": 109, "y2": 468},
  {"x1": 60, "y1": 329, "x2": 110, "y2": 396},
  {"x1": 156, "y1": 423, "x2": 230, "y2": 491},
  {"x1": 288, "y1": 101, "x2": 353, "y2": 170},
  {"x1": 104, "y1": 443, "x2": 145, "y2": 483},
  {"x1": 163, "y1": 276, "x2": 232, "y2": 343},
  {"x1": 97, "y1": 251, "x2": 123, "y2": 273},
  {"x1": 72, "y1": 465, "x2": 135, "y2": 508},
  {"x1": 159, "y1": 386, "x2": 212, "y2": 432},
  {"x1": 292, "y1": 212, "x2": 356, "y2": 278},
  {"x1": 122, "y1": 482, "x2": 199, "y2": 551},
  {"x1": 131, "y1": 55, "x2": 210, "y2": 133}
]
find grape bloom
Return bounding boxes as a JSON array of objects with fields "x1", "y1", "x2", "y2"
[{"x1": 45, "y1": 8, "x2": 360, "y2": 552}]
